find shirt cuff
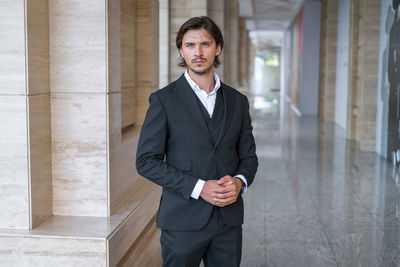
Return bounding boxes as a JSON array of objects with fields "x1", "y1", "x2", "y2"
[
  {"x1": 234, "y1": 174, "x2": 248, "y2": 193},
  {"x1": 191, "y1": 179, "x2": 205, "y2": 199}
]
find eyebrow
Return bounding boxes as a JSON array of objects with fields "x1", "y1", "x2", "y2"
[{"x1": 183, "y1": 41, "x2": 212, "y2": 45}]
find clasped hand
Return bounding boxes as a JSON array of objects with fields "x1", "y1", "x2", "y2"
[{"x1": 200, "y1": 175, "x2": 242, "y2": 207}]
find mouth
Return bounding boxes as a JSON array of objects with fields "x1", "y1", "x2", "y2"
[{"x1": 192, "y1": 58, "x2": 206, "y2": 64}]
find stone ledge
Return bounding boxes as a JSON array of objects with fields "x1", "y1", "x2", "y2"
[{"x1": 0, "y1": 178, "x2": 161, "y2": 267}]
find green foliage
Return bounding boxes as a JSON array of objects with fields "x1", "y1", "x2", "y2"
[{"x1": 264, "y1": 54, "x2": 279, "y2": 67}]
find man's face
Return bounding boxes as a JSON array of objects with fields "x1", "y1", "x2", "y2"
[{"x1": 179, "y1": 29, "x2": 221, "y2": 75}]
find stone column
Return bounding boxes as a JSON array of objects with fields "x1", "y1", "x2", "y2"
[
  {"x1": 319, "y1": 0, "x2": 338, "y2": 122},
  {"x1": 135, "y1": 0, "x2": 159, "y2": 125},
  {"x1": 224, "y1": 0, "x2": 240, "y2": 88},
  {"x1": 208, "y1": 0, "x2": 226, "y2": 80},
  {"x1": 0, "y1": 0, "x2": 52, "y2": 230},
  {"x1": 169, "y1": 0, "x2": 208, "y2": 81},
  {"x1": 0, "y1": 0, "x2": 162, "y2": 265},
  {"x1": 50, "y1": 0, "x2": 110, "y2": 217},
  {"x1": 159, "y1": 0, "x2": 170, "y2": 87},
  {"x1": 346, "y1": 0, "x2": 380, "y2": 151},
  {"x1": 239, "y1": 17, "x2": 250, "y2": 92}
]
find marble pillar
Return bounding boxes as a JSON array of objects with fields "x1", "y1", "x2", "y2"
[
  {"x1": 1, "y1": 0, "x2": 162, "y2": 265},
  {"x1": 224, "y1": 0, "x2": 240, "y2": 88},
  {"x1": 208, "y1": 0, "x2": 226, "y2": 80},
  {"x1": 50, "y1": 0, "x2": 109, "y2": 217},
  {"x1": 0, "y1": 0, "x2": 52, "y2": 230},
  {"x1": 346, "y1": 0, "x2": 380, "y2": 151},
  {"x1": 169, "y1": 0, "x2": 208, "y2": 81},
  {"x1": 159, "y1": 0, "x2": 170, "y2": 87},
  {"x1": 319, "y1": 0, "x2": 338, "y2": 122},
  {"x1": 239, "y1": 17, "x2": 250, "y2": 93}
]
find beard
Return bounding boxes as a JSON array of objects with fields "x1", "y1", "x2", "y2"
[
  {"x1": 188, "y1": 57, "x2": 214, "y2": 75},
  {"x1": 189, "y1": 64, "x2": 214, "y2": 75}
]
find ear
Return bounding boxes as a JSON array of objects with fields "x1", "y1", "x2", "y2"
[
  {"x1": 179, "y1": 48, "x2": 184, "y2": 58},
  {"x1": 215, "y1": 44, "x2": 221, "y2": 56}
]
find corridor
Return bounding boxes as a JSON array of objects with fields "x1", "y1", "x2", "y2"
[
  {"x1": 1, "y1": 0, "x2": 398, "y2": 265},
  {"x1": 241, "y1": 94, "x2": 400, "y2": 266}
]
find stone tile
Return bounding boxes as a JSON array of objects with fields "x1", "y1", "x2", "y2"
[
  {"x1": 51, "y1": 94, "x2": 108, "y2": 217},
  {"x1": 28, "y1": 95, "x2": 52, "y2": 228},
  {"x1": 328, "y1": 228, "x2": 400, "y2": 266},
  {"x1": 0, "y1": 1, "x2": 26, "y2": 95},
  {"x1": 108, "y1": 0, "x2": 121, "y2": 94},
  {"x1": 0, "y1": 96, "x2": 29, "y2": 229},
  {"x1": 26, "y1": 0, "x2": 50, "y2": 96},
  {"x1": 49, "y1": 0, "x2": 107, "y2": 93},
  {"x1": 0, "y1": 236, "x2": 107, "y2": 267},
  {"x1": 109, "y1": 90, "x2": 143, "y2": 215},
  {"x1": 242, "y1": 95, "x2": 400, "y2": 266},
  {"x1": 266, "y1": 240, "x2": 337, "y2": 267}
]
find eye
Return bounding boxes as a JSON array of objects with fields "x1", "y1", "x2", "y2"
[
  {"x1": 185, "y1": 43, "x2": 194, "y2": 48},
  {"x1": 202, "y1": 43, "x2": 210, "y2": 47}
]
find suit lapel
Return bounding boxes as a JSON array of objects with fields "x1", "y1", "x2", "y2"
[
  {"x1": 172, "y1": 75, "x2": 214, "y2": 145},
  {"x1": 215, "y1": 83, "x2": 235, "y2": 147}
]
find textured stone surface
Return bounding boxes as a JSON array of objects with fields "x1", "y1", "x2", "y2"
[
  {"x1": 51, "y1": 94, "x2": 108, "y2": 217},
  {"x1": 49, "y1": 0, "x2": 107, "y2": 93},
  {"x1": 242, "y1": 93, "x2": 400, "y2": 266},
  {"x1": 319, "y1": 0, "x2": 338, "y2": 122},
  {"x1": 0, "y1": 96, "x2": 29, "y2": 229},
  {"x1": 0, "y1": 1, "x2": 26, "y2": 94},
  {"x1": 346, "y1": 0, "x2": 380, "y2": 151},
  {"x1": 29, "y1": 95, "x2": 52, "y2": 228}
]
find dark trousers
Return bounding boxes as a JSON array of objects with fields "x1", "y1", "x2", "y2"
[{"x1": 160, "y1": 207, "x2": 242, "y2": 267}]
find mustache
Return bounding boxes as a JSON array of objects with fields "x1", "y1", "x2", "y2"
[{"x1": 191, "y1": 57, "x2": 206, "y2": 63}]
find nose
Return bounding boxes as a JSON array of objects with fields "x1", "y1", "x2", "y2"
[{"x1": 194, "y1": 45, "x2": 202, "y2": 57}]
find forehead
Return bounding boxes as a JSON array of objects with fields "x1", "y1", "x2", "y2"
[{"x1": 182, "y1": 28, "x2": 214, "y2": 42}]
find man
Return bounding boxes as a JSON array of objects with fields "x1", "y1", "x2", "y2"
[{"x1": 136, "y1": 16, "x2": 258, "y2": 267}]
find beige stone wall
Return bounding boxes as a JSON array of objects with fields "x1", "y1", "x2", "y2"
[
  {"x1": 110, "y1": 0, "x2": 160, "y2": 215},
  {"x1": 121, "y1": 0, "x2": 137, "y2": 129},
  {"x1": 346, "y1": 0, "x2": 380, "y2": 151},
  {"x1": 208, "y1": 0, "x2": 226, "y2": 80},
  {"x1": 135, "y1": 0, "x2": 159, "y2": 125},
  {"x1": 159, "y1": 0, "x2": 170, "y2": 87},
  {"x1": 239, "y1": 17, "x2": 250, "y2": 93},
  {"x1": 1, "y1": 0, "x2": 162, "y2": 265},
  {"x1": 224, "y1": 0, "x2": 240, "y2": 88},
  {"x1": 50, "y1": 0, "x2": 109, "y2": 217},
  {"x1": 0, "y1": 0, "x2": 52, "y2": 230},
  {"x1": 319, "y1": 0, "x2": 338, "y2": 122},
  {"x1": 169, "y1": 0, "x2": 208, "y2": 81}
]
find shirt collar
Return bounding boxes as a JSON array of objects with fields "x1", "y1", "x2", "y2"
[{"x1": 184, "y1": 70, "x2": 221, "y2": 95}]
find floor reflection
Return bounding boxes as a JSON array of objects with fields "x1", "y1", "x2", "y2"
[{"x1": 241, "y1": 95, "x2": 400, "y2": 266}]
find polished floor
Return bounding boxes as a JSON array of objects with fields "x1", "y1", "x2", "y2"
[{"x1": 241, "y1": 95, "x2": 400, "y2": 266}]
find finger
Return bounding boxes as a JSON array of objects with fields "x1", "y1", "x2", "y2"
[
  {"x1": 222, "y1": 181, "x2": 233, "y2": 187},
  {"x1": 216, "y1": 178, "x2": 228, "y2": 185},
  {"x1": 217, "y1": 176, "x2": 233, "y2": 184},
  {"x1": 212, "y1": 193, "x2": 236, "y2": 200},
  {"x1": 214, "y1": 185, "x2": 235, "y2": 193}
]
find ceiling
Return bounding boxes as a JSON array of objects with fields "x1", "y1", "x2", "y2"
[{"x1": 238, "y1": 0, "x2": 305, "y2": 54}]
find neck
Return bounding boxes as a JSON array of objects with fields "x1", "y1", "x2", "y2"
[{"x1": 188, "y1": 69, "x2": 215, "y2": 94}]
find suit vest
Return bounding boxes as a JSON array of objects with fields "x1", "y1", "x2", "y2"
[{"x1": 194, "y1": 89, "x2": 225, "y2": 147}]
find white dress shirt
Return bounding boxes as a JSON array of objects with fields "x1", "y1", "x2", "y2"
[{"x1": 183, "y1": 71, "x2": 248, "y2": 199}]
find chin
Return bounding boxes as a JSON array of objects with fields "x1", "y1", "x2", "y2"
[{"x1": 191, "y1": 66, "x2": 212, "y2": 75}]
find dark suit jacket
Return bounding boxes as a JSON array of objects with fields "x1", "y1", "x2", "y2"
[{"x1": 136, "y1": 74, "x2": 258, "y2": 231}]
